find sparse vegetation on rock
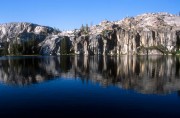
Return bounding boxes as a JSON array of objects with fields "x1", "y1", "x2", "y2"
[{"x1": 0, "y1": 12, "x2": 180, "y2": 56}]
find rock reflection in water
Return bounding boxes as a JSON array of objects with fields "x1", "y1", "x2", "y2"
[{"x1": 0, "y1": 55, "x2": 180, "y2": 94}]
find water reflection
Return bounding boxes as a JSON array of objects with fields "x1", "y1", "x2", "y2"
[{"x1": 0, "y1": 55, "x2": 180, "y2": 94}]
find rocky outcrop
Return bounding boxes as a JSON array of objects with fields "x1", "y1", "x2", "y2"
[
  {"x1": 38, "y1": 35, "x2": 71, "y2": 55},
  {"x1": 0, "y1": 22, "x2": 64, "y2": 55},
  {"x1": 66, "y1": 13, "x2": 180, "y2": 55},
  {"x1": 0, "y1": 12, "x2": 180, "y2": 55}
]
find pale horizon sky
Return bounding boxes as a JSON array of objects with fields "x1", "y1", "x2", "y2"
[{"x1": 0, "y1": 0, "x2": 179, "y2": 30}]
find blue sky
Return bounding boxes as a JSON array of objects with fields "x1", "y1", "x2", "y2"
[{"x1": 0, "y1": 0, "x2": 179, "y2": 30}]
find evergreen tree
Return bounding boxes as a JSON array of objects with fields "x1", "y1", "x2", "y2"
[
  {"x1": 80, "y1": 24, "x2": 85, "y2": 32},
  {"x1": 3, "y1": 42, "x2": 9, "y2": 55},
  {"x1": 60, "y1": 37, "x2": 69, "y2": 54},
  {"x1": 85, "y1": 24, "x2": 89, "y2": 32},
  {"x1": 0, "y1": 42, "x2": 9, "y2": 55},
  {"x1": 9, "y1": 37, "x2": 19, "y2": 55}
]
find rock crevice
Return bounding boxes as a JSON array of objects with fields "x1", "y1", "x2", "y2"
[{"x1": 0, "y1": 12, "x2": 180, "y2": 55}]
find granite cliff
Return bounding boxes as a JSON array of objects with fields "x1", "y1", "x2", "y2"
[
  {"x1": 0, "y1": 12, "x2": 180, "y2": 55},
  {"x1": 0, "y1": 22, "x2": 65, "y2": 55},
  {"x1": 65, "y1": 12, "x2": 180, "y2": 55}
]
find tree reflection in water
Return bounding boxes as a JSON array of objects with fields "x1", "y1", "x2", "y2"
[{"x1": 0, "y1": 55, "x2": 180, "y2": 94}]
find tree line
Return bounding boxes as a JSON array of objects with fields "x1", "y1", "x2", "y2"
[{"x1": 0, "y1": 38, "x2": 39, "y2": 56}]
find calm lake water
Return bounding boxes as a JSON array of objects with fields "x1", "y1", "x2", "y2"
[{"x1": 0, "y1": 55, "x2": 180, "y2": 118}]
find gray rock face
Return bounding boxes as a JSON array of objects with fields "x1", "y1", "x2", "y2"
[
  {"x1": 39, "y1": 35, "x2": 71, "y2": 55},
  {"x1": 67, "y1": 13, "x2": 180, "y2": 55},
  {"x1": 0, "y1": 12, "x2": 180, "y2": 55},
  {"x1": 0, "y1": 22, "x2": 62, "y2": 55},
  {"x1": 0, "y1": 22, "x2": 54, "y2": 40},
  {"x1": 39, "y1": 35, "x2": 61, "y2": 55}
]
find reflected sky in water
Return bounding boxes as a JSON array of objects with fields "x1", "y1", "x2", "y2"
[{"x1": 0, "y1": 55, "x2": 180, "y2": 117}]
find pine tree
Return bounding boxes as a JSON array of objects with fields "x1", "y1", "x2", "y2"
[
  {"x1": 3, "y1": 42, "x2": 9, "y2": 55},
  {"x1": 80, "y1": 24, "x2": 85, "y2": 32},
  {"x1": 8, "y1": 36, "x2": 18, "y2": 55},
  {"x1": 60, "y1": 37, "x2": 69, "y2": 54},
  {"x1": 85, "y1": 24, "x2": 89, "y2": 33}
]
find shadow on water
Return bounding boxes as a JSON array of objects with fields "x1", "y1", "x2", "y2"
[{"x1": 0, "y1": 55, "x2": 180, "y2": 95}]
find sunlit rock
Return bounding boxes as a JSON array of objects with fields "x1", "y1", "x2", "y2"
[
  {"x1": 66, "y1": 13, "x2": 180, "y2": 55},
  {"x1": 0, "y1": 13, "x2": 180, "y2": 55},
  {"x1": 0, "y1": 22, "x2": 60, "y2": 55},
  {"x1": 34, "y1": 26, "x2": 47, "y2": 34}
]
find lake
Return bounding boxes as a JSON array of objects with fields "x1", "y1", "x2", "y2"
[{"x1": 0, "y1": 55, "x2": 180, "y2": 118}]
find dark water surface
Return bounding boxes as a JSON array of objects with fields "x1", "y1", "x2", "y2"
[{"x1": 0, "y1": 55, "x2": 180, "y2": 118}]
